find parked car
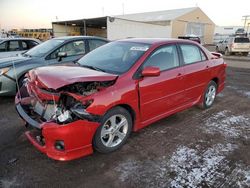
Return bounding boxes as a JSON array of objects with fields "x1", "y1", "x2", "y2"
[
  {"x1": 0, "y1": 38, "x2": 41, "y2": 58},
  {"x1": 0, "y1": 36, "x2": 108, "y2": 96},
  {"x1": 178, "y1": 36, "x2": 201, "y2": 44},
  {"x1": 216, "y1": 37, "x2": 250, "y2": 56},
  {"x1": 16, "y1": 38, "x2": 226, "y2": 161}
]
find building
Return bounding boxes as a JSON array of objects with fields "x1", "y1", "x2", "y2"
[
  {"x1": 52, "y1": 7, "x2": 215, "y2": 44},
  {"x1": 17, "y1": 28, "x2": 53, "y2": 41}
]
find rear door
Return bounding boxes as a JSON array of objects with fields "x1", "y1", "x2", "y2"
[
  {"x1": 138, "y1": 44, "x2": 186, "y2": 122},
  {"x1": 179, "y1": 43, "x2": 211, "y2": 103}
]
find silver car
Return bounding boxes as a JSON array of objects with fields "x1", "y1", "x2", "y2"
[
  {"x1": 216, "y1": 37, "x2": 250, "y2": 56},
  {"x1": 0, "y1": 36, "x2": 108, "y2": 96},
  {"x1": 0, "y1": 38, "x2": 41, "y2": 58}
]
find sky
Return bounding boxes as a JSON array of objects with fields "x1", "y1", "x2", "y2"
[{"x1": 0, "y1": 0, "x2": 250, "y2": 30}]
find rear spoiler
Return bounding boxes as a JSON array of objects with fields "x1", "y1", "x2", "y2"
[{"x1": 211, "y1": 52, "x2": 223, "y2": 59}]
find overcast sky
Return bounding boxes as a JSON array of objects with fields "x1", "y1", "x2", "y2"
[{"x1": 1, "y1": 0, "x2": 250, "y2": 30}]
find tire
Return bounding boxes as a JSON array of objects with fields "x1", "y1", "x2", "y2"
[
  {"x1": 93, "y1": 107, "x2": 132, "y2": 153},
  {"x1": 225, "y1": 48, "x2": 231, "y2": 56},
  {"x1": 201, "y1": 81, "x2": 217, "y2": 109},
  {"x1": 18, "y1": 75, "x2": 26, "y2": 87}
]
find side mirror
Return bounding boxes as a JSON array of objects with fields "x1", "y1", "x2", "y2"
[
  {"x1": 57, "y1": 51, "x2": 67, "y2": 61},
  {"x1": 141, "y1": 66, "x2": 160, "y2": 77}
]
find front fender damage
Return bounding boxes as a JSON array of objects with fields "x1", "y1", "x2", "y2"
[{"x1": 16, "y1": 80, "x2": 115, "y2": 161}]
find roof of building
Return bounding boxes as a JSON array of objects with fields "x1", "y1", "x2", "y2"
[{"x1": 115, "y1": 7, "x2": 198, "y2": 22}]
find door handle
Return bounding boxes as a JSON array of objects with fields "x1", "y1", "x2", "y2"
[
  {"x1": 177, "y1": 73, "x2": 182, "y2": 76},
  {"x1": 206, "y1": 65, "x2": 210, "y2": 69}
]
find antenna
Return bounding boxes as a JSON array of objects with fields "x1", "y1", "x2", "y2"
[{"x1": 12, "y1": 60, "x2": 21, "y2": 99}]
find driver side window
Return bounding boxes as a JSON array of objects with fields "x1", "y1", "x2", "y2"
[
  {"x1": 143, "y1": 45, "x2": 179, "y2": 71},
  {"x1": 49, "y1": 40, "x2": 86, "y2": 59}
]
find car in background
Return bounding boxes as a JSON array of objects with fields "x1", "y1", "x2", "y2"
[
  {"x1": 235, "y1": 28, "x2": 246, "y2": 36},
  {"x1": 15, "y1": 38, "x2": 226, "y2": 161},
  {"x1": 0, "y1": 38, "x2": 41, "y2": 58},
  {"x1": 0, "y1": 36, "x2": 109, "y2": 96},
  {"x1": 216, "y1": 37, "x2": 250, "y2": 56},
  {"x1": 178, "y1": 36, "x2": 201, "y2": 44}
]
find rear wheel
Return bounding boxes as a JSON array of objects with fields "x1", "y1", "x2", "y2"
[
  {"x1": 93, "y1": 107, "x2": 132, "y2": 153},
  {"x1": 201, "y1": 81, "x2": 217, "y2": 109}
]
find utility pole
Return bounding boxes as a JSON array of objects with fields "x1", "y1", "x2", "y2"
[
  {"x1": 122, "y1": 3, "x2": 125, "y2": 15},
  {"x1": 242, "y1": 15, "x2": 250, "y2": 30}
]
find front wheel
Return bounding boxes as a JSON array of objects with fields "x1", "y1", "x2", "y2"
[
  {"x1": 93, "y1": 107, "x2": 132, "y2": 153},
  {"x1": 202, "y1": 81, "x2": 217, "y2": 109}
]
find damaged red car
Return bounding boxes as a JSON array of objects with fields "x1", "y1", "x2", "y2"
[{"x1": 16, "y1": 38, "x2": 226, "y2": 161}]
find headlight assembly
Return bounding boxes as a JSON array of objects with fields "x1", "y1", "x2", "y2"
[{"x1": 0, "y1": 67, "x2": 10, "y2": 76}]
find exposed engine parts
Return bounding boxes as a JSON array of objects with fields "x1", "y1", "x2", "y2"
[{"x1": 58, "y1": 81, "x2": 114, "y2": 96}]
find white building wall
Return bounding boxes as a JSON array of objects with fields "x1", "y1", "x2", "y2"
[{"x1": 107, "y1": 18, "x2": 172, "y2": 40}]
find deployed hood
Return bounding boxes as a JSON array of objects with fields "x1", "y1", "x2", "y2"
[
  {"x1": 0, "y1": 56, "x2": 32, "y2": 68},
  {"x1": 29, "y1": 66, "x2": 118, "y2": 89}
]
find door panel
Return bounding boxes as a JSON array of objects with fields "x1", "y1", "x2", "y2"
[
  {"x1": 179, "y1": 44, "x2": 211, "y2": 102},
  {"x1": 138, "y1": 44, "x2": 186, "y2": 122},
  {"x1": 139, "y1": 67, "x2": 185, "y2": 122}
]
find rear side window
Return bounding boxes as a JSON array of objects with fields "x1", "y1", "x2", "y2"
[
  {"x1": 234, "y1": 38, "x2": 250, "y2": 43},
  {"x1": 89, "y1": 40, "x2": 107, "y2": 51},
  {"x1": 180, "y1": 44, "x2": 206, "y2": 64},
  {"x1": 143, "y1": 45, "x2": 179, "y2": 71}
]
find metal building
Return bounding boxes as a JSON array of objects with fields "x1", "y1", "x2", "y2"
[{"x1": 52, "y1": 7, "x2": 215, "y2": 44}]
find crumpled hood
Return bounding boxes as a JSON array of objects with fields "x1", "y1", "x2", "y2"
[
  {"x1": 0, "y1": 56, "x2": 32, "y2": 68},
  {"x1": 29, "y1": 66, "x2": 118, "y2": 89}
]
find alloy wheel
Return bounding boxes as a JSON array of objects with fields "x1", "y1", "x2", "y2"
[{"x1": 100, "y1": 114, "x2": 128, "y2": 148}]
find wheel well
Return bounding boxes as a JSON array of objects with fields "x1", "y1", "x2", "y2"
[
  {"x1": 117, "y1": 104, "x2": 136, "y2": 125},
  {"x1": 211, "y1": 77, "x2": 219, "y2": 86}
]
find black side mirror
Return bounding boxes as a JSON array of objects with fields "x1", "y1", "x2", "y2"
[{"x1": 57, "y1": 52, "x2": 67, "y2": 61}]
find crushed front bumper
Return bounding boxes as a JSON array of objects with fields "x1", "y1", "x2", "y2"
[{"x1": 15, "y1": 86, "x2": 100, "y2": 161}]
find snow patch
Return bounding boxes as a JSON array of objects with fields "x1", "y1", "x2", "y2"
[
  {"x1": 115, "y1": 143, "x2": 238, "y2": 187},
  {"x1": 204, "y1": 110, "x2": 250, "y2": 138}
]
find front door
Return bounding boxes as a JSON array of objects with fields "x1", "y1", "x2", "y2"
[{"x1": 138, "y1": 44, "x2": 186, "y2": 123}]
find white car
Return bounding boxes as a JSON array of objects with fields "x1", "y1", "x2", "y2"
[
  {"x1": 216, "y1": 37, "x2": 250, "y2": 56},
  {"x1": 0, "y1": 38, "x2": 41, "y2": 58}
]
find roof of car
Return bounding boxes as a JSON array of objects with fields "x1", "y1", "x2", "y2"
[
  {"x1": 117, "y1": 38, "x2": 196, "y2": 45},
  {"x1": 0, "y1": 38, "x2": 40, "y2": 41},
  {"x1": 53, "y1": 36, "x2": 109, "y2": 41}
]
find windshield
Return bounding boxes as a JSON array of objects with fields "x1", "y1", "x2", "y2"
[
  {"x1": 78, "y1": 41, "x2": 150, "y2": 74},
  {"x1": 24, "y1": 39, "x2": 65, "y2": 57}
]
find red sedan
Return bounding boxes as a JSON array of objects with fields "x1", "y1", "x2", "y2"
[{"x1": 16, "y1": 38, "x2": 226, "y2": 161}]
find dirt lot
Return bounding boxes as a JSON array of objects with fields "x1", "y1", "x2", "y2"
[{"x1": 0, "y1": 60, "x2": 250, "y2": 188}]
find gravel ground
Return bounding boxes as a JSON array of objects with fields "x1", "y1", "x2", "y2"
[{"x1": 0, "y1": 62, "x2": 250, "y2": 188}]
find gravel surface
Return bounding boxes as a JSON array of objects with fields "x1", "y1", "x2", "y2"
[{"x1": 0, "y1": 64, "x2": 250, "y2": 188}]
